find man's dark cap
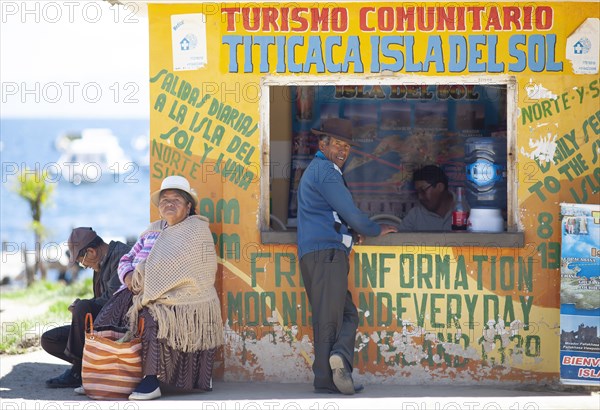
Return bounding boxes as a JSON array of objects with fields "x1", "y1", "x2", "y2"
[{"x1": 67, "y1": 227, "x2": 98, "y2": 268}]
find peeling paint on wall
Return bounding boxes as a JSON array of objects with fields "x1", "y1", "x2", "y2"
[
  {"x1": 525, "y1": 80, "x2": 559, "y2": 100},
  {"x1": 223, "y1": 313, "x2": 555, "y2": 385},
  {"x1": 223, "y1": 320, "x2": 313, "y2": 383},
  {"x1": 520, "y1": 132, "x2": 558, "y2": 163}
]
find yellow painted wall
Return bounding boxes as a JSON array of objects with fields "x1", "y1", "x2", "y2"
[{"x1": 147, "y1": 2, "x2": 600, "y2": 384}]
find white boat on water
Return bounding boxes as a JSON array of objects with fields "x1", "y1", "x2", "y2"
[
  {"x1": 54, "y1": 130, "x2": 82, "y2": 152},
  {"x1": 54, "y1": 129, "x2": 132, "y2": 184}
]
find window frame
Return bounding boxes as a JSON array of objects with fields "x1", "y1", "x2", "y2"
[{"x1": 259, "y1": 75, "x2": 521, "y2": 247}]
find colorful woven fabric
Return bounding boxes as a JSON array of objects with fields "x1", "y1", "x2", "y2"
[{"x1": 81, "y1": 313, "x2": 143, "y2": 400}]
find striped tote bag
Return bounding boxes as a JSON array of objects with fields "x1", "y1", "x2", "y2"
[{"x1": 81, "y1": 313, "x2": 144, "y2": 400}]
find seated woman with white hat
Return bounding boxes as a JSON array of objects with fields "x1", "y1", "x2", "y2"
[{"x1": 115, "y1": 175, "x2": 224, "y2": 400}]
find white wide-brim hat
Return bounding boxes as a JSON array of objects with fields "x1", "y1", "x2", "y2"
[{"x1": 151, "y1": 175, "x2": 198, "y2": 208}]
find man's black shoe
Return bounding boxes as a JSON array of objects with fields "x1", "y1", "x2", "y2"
[
  {"x1": 329, "y1": 354, "x2": 355, "y2": 395},
  {"x1": 314, "y1": 386, "x2": 339, "y2": 394},
  {"x1": 314, "y1": 383, "x2": 364, "y2": 394},
  {"x1": 45, "y1": 368, "x2": 81, "y2": 388}
]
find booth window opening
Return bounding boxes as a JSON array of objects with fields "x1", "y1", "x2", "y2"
[{"x1": 262, "y1": 77, "x2": 517, "y2": 239}]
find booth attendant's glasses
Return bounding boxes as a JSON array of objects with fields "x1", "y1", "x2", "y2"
[{"x1": 415, "y1": 184, "x2": 433, "y2": 196}]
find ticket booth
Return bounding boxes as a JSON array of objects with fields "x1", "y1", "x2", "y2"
[{"x1": 143, "y1": 1, "x2": 600, "y2": 385}]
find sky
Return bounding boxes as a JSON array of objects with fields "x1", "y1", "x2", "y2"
[{"x1": 0, "y1": 0, "x2": 150, "y2": 118}]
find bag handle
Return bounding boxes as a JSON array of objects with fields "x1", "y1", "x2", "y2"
[
  {"x1": 84, "y1": 311, "x2": 145, "y2": 337},
  {"x1": 85, "y1": 312, "x2": 94, "y2": 334},
  {"x1": 137, "y1": 317, "x2": 145, "y2": 337}
]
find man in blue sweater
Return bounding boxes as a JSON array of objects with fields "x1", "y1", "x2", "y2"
[{"x1": 297, "y1": 118, "x2": 397, "y2": 395}]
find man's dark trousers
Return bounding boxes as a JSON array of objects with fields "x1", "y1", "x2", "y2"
[
  {"x1": 300, "y1": 248, "x2": 359, "y2": 391},
  {"x1": 41, "y1": 299, "x2": 103, "y2": 370}
]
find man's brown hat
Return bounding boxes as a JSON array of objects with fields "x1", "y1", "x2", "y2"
[
  {"x1": 311, "y1": 118, "x2": 358, "y2": 146},
  {"x1": 67, "y1": 227, "x2": 98, "y2": 268}
]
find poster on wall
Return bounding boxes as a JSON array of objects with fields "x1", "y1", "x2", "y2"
[
  {"x1": 171, "y1": 14, "x2": 208, "y2": 71},
  {"x1": 286, "y1": 84, "x2": 508, "y2": 227},
  {"x1": 559, "y1": 203, "x2": 600, "y2": 386}
]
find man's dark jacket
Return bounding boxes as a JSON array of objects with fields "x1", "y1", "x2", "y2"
[{"x1": 93, "y1": 241, "x2": 131, "y2": 306}]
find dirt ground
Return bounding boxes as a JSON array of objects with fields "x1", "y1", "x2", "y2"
[
  {"x1": 0, "y1": 349, "x2": 78, "y2": 401},
  {"x1": 0, "y1": 294, "x2": 73, "y2": 400}
]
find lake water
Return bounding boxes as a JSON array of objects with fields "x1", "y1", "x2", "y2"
[{"x1": 1, "y1": 118, "x2": 151, "y2": 275}]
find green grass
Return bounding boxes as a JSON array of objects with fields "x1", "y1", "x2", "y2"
[
  {"x1": 0, "y1": 279, "x2": 94, "y2": 354},
  {"x1": 1, "y1": 278, "x2": 93, "y2": 301}
]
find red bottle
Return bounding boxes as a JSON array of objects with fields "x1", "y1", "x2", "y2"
[{"x1": 452, "y1": 186, "x2": 469, "y2": 231}]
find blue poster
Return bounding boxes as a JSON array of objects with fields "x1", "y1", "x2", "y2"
[
  {"x1": 559, "y1": 203, "x2": 600, "y2": 386},
  {"x1": 286, "y1": 84, "x2": 508, "y2": 227}
]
